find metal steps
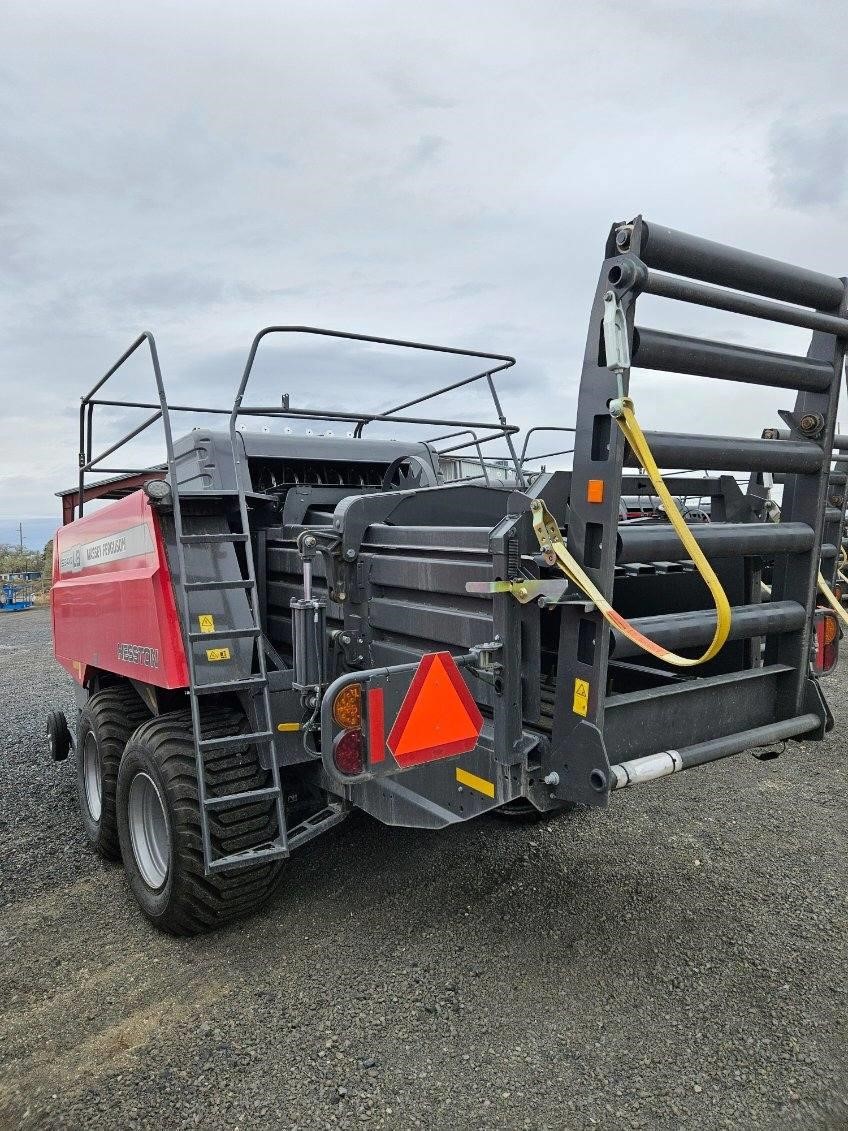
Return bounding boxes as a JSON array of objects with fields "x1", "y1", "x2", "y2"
[{"x1": 173, "y1": 493, "x2": 289, "y2": 871}]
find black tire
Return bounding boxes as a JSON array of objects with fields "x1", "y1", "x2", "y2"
[
  {"x1": 116, "y1": 709, "x2": 283, "y2": 936},
  {"x1": 76, "y1": 686, "x2": 149, "y2": 860},
  {"x1": 47, "y1": 710, "x2": 72, "y2": 762},
  {"x1": 494, "y1": 798, "x2": 576, "y2": 823}
]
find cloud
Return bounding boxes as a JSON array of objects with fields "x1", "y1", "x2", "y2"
[
  {"x1": 769, "y1": 114, "x2": 848, "y2": 209},
  {"x1": 1, "y1": 0, "x2": 848, "y2": 521}
]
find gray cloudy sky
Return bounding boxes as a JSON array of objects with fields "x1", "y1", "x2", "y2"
[{"x1": 2, "y1": 0, "x2": 848, "y2": 547}]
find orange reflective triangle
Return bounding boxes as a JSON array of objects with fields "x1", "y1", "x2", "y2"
[{"x1": 387, "y1": 652, "x2": 483, "y2": 767}]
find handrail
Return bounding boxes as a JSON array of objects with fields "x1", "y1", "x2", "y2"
[
  {"x1": 76, "y1": 325, "x2": 526, "y2": 517},
  {"x1": 518, "y1": 426, "x2": 577, "y2": 471},
  {"x1": 78, "y1": 332, "x2": 173, "y2": 518},
  {"x1": 229, "y1": 326, "x2": 524, "y2": 487}
]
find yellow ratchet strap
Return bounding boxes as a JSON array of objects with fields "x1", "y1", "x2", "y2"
[
  {"x1": 531, "y1": 397, "x2": 732, "y2": 668},
  {"x1": 817, "y1": 570, "x2": 848, "y2": 629},
  {"x1": 837, "y1": 546, "x2": 848, "y2": 588}
]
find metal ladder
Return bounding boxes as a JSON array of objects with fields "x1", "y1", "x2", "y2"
[
  {"x1": 173, "y1": 482, "x2": 289, "y2": 873},
  {"x1": 549, "y1": 216, "x2": 848, "y2": 804}
]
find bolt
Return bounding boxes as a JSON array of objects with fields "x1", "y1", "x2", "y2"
[
  {"x1": 517, "y1": 586, "x2": 529, "y2": 600},
  {"x1": 543, "y1": 771, "x2": 560, "y2": 786},
  {"x1": 345, "y1": 548, "x2": 356, "y2": 560},
  {"x1": 615, "y1": 228, "x2": 631, "y2": 251},
  {"x1": 800, "y1": 414, "x2": 819, "y2": 434},
  {"x1": 340, "y1": 633, "x2": 351, "y2": 645},
  {"x1": 336, "y1": 591, "x2": 346, "y2": 601}
]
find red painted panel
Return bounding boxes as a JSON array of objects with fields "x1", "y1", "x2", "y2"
[{"x1": 52, "y1": 491, "x2": 188, "y2": 689}]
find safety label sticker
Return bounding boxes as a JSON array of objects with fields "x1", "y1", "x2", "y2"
[{"x1": 572, "y1": 678, "x2": 590, "y2": 717}]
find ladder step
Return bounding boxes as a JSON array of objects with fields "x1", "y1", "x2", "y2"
[
  {"x1": 287, "y1": 803, "x2": 349, "y2": 851},
  {"x1": 199, "y1": 729, "x2": 274, "y2": 750},
  {"x1": 185, "y1": 579, "x2": 255, "y2": 592},
  {"x1": 189, "y1": 626, "x2": 260, "y2": 642},
  {"x1": 206, "y1": 840, "x2": 289, "y2": 872},
  {"x1": 181, "y1": 532, "x2": 248, "y2": 544},
  {"x1": 205, "y1": 786, "x2": 280, "y2": 810},
  {"x1": 194, "y1": 675, "x2": 268, "y2": 695},
  {"x1": 178, "y1": 490, "x2": 272, "y2": 502}
]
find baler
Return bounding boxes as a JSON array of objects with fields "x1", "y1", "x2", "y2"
[{"x1": 48, "y1": 217, "x2": 847, "y2": 933}]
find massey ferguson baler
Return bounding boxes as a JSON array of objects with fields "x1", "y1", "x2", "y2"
[{"x1": 49, "y1": 217, "x2": 847, "y2": 934}]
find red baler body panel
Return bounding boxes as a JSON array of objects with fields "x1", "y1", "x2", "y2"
[{"x1": 52, "y1": 491, "x2": 188, "y2": 689}]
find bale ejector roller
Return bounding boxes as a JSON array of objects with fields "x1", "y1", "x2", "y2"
[{"x1": 49, "y1": 217, "x2": 847, "y2": 933}]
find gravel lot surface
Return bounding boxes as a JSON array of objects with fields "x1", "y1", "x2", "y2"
[{"x1": 1, "y1": 607, "x2": 846, "y2": 1130}]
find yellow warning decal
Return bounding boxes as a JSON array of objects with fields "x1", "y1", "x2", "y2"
[
  {"x1": 277, "y1": 722, "x2": 301, "y2": 733},
  {"x1": 198, "y1": 614, "x2": 215, "y2": 634},
  {"x1": 572, "y1": 678, "x2": 590, "y2": 717},
  {"x1": 206, "y1": 647, "x2": 231, "y2": 662},
  {"x1": 455, "y1": 767, "x2": 496, "y2": 798}
]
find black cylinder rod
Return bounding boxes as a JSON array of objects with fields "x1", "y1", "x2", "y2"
[
  {"x1": 616, "y1": 521, "x2": 814, "y2": 564},
  {"x1": 610, "y1": 600, "x2": 805, "y2": 660},
  {"x1": 624, "y1": 431, "x2": 824, "y2": 474},
  {"x1": 640, "y1": 221, "x2": 843, "y2": 310},
  {"x1": 632, "y1": 327, "x2": 833, "y2": 393}
]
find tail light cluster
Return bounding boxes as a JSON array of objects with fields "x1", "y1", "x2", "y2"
[
  {"x1": 812, "y1": 609, "x2": 839, "y2": 675},
  {"x1": 331, "y1": 683, "x2": 364, "y2": 776}
]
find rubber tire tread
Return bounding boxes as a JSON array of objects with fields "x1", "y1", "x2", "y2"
[
  {"x1": 76, "y1": 686, "x2": 150, "y2": 860},
  {"x1": 117, "y1": 708, "x2": 283, "y2": 936}
]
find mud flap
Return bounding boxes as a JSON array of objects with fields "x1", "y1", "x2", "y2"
[{"x1": 802, "y1": 677, "x2": 833, "y2": 738}]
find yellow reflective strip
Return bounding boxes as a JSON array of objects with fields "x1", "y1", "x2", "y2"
[
  {"x1": 276, "y1": 722, "x2": 301, "y2": 733},
  {"x1": 455, "y1": 767, "x2": 496, "y2": 798}
]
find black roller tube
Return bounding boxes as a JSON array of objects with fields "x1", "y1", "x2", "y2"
[
  {"x1": 632, "y1": 327, "x2": 833, "y2": 392},
  {"x1": 642, "y1": 269, "x2": 848, "y2": 336},
  {"x1": 610, "y1": 600, "x2": 805, "y2": 660},
  {"x1": 678, "y1": 714, "x2": 821, "y2": 771},
  {"x1": 641, "y1": 222, "x2": 844, "y2": 310},
  {"x1": 607, "y1": 712, "x2": 821, "y2": 789},
  {"x1": 623, "y1": 431, "x2": 824, "y2": 474},
  {"x1": 616, "y1": 521, "x2": 814, "y2": 564}
]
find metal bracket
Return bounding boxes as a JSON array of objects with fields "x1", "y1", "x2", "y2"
[{"x1": 603, "y1": 289, "x2": 631, "y2": 403}]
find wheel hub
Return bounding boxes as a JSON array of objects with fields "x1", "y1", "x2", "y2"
[
  {"x1": 127, "y1": 772, "x2": 171, "y2": 890},
  {"x1": 82, "y1": 731, "x2": 102, "y2": 822}
]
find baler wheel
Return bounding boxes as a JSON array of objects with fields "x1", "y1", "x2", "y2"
[
  {"x1": 76, "y1": 686, "x2": 150, "y2": 860},
  {"x1": 116, "y1": 710, "x2": 283, "y2": 935},
  {"x1": 494, "y1": 798, "x2": 576, "y2": 823}
]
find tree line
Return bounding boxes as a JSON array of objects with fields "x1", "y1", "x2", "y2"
[{"x1": 0, "y1": 541, "x2": 53, "y2": 583}]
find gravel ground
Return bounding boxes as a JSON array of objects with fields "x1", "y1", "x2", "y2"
[{"x1": 1, "y1": 606, "x2": 846, "y2": 1130}]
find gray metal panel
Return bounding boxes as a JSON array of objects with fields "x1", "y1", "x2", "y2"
[{"x1": 603, "y1": 665, "x2": 790, "y2": 761}]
